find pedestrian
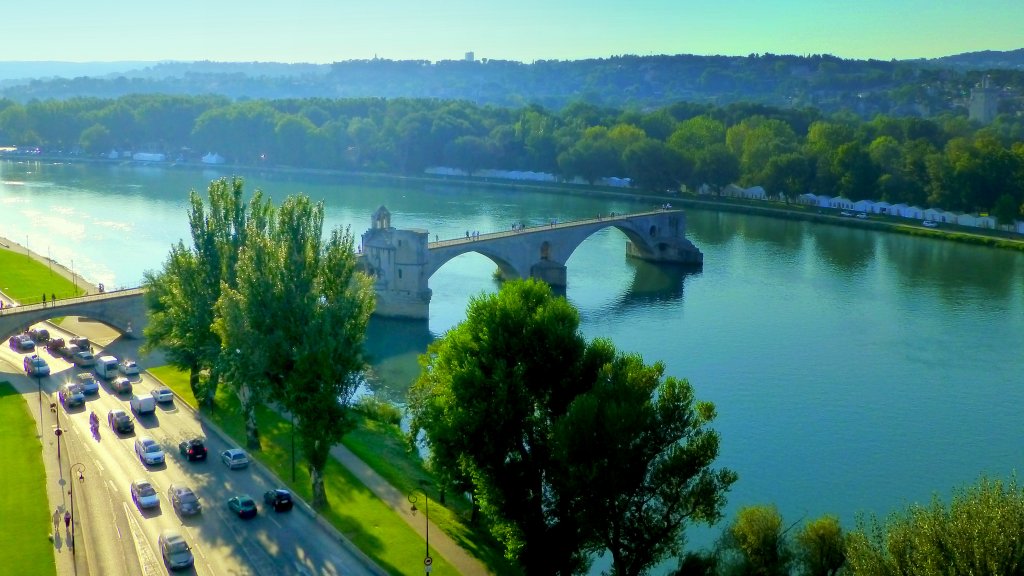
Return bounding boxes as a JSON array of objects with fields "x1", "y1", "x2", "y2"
[
  {"x1": 64, "y1": 510, "x2": 71, "y2": 530},
  {"x1": 51, "y1": 293, "x2": 56, "y2": 304},
  {"x1": 435, "y1": 234, "x2": 438, "y2": 242},
  {"x1": 465, "y1": 230, "x2": 469, "y2": 238},
  {"x1": 43, "y1": 293, "x2": 47, "y2": 305},
  {"x1": 52, "y1": 507, "x2": 60, "y2": 530}
]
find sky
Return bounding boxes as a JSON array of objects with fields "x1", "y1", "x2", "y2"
[{"x1": 8, "y1": 0, "x2": 1023, "y2": 64}]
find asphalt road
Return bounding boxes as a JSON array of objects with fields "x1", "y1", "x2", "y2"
[{"x1": 3, "y1": 319, "x2": 381, "y2": 576}]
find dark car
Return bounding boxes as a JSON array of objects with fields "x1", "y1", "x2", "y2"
[
  {"x1": 46, "y1": 337, "x2": 66, "y2": 354},
  {"x1": 158, "y1": 529, "x2": 194, "y2": 570},
  {"x1": 28, "y1": 328, "x2": 50, "y2": 343},
  {"x1": 227, "y1": 495, "x2": 258, "y2": 519},
  {"x1": 263, "y1": 489, "x2": 293, "y2": 512},
  {"x1": 8, "y1": 333, "x2": 35, "y2": 352},
  {"x1": 108, "y1": 409, "x2": 134, "y2": 434},
  {"x1": 168, "y1": 483, "x2": 202, "y2": 516},
  {"x1": 178, "y1": 438, "x2": 208, "y2": 461},
  {"x1": 69, "y1": 336, "x2": 90, "y2": 350}
]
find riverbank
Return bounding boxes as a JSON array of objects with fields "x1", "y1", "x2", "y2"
[{"x1": 7, "y1": 154, "x2": 1024, "y2": 253}]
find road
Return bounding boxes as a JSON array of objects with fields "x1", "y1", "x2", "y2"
[{"x1": 3, "y1": 318, "x2": 381, "y2": 576}]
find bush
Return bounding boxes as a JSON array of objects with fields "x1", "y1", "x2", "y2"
[{"x1": 352, "y1": 396, "x2": 402, "y2": 426}]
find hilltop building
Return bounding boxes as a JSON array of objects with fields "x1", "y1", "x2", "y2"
[{"x1": 969, "y1": 75, "x2": 999, "y2": 124}]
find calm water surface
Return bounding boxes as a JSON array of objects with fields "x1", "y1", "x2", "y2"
[{"x1": 2, "y1": 160, "x2": 1022, "y2": 550}]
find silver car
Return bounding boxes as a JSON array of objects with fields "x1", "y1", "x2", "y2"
[
  {"x1": 134, "y1": 437, "x2": 165, "y2": 466},
  {"x1": 158, "y1": 528, "x2": 194, "y2": 570},
  {"x1": 168, "y1": 483, "x2": 202, "y2": 516},
  {"x1": 221, "y1": 448, "x2": 250, "y2": 470},
  {"x1": 130, "y1": 479, "x2": 160, "y2": 509}
]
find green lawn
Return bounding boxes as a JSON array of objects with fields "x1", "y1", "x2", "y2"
[
  {"x1": 148, "y1": 366, "x2": 468, "y2": 576},
  {"x1": 0, "y1": 247, "x2": 85, "y2": 304},
  {"x1": 0, "y1": 382, "x2": 57, "y2": 576}
]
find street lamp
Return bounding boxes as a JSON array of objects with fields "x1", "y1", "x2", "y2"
[
  {"x1": 409, "y1": 484, "x2": 432, "y2": 572},
  {"x1": 68, "y1": 462, "x2": 85, "y2": 566}
]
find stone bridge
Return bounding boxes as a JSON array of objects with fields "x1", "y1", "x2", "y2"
[
  {"x1": 359, "y1": 206, "x2": 702, "y2": 319},
  {"x1": 0, "y1": 288, "x2": 147, "y2": 342}
]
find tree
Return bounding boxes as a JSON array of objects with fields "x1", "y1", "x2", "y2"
[
  {"x1": 408, "y1": 279, "x2": 735, "y2": 575},
  {"x1": 214, "y1": 194, "x2": 374, "y2": 507},
  {"x1": 762, "y1": 153, "x2": 813, "y2": 203},
  {"x1": 846, "y1": 476, "x2": 1024, "y2": 576},
  {"x1": 143, "y1": 177, "x2": 269, "y2": 408},
  {"x1": 794, "y1": 515, "x2": 845, "y2": 576},
  {"x1": 555, "y1": 351, "x2": 737, "y2": 576},
  {"x1": 717, "y1": 505, "x2": 793, "y2": 576},
  {"x1": 622, "y1": 138, "x2": 691, "y2": 191}
]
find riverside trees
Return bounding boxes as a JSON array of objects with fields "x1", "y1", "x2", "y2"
[
  {"x1": 407, "y1": 279, "x2": 737, "y2": 575},
  {"x1": 145, "y1": 180, "x2": 373, "y2": 508}
]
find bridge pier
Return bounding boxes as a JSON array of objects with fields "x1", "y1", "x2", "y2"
[{"x1": 530, "y1": 260, "x2": 567, "y2": 287}]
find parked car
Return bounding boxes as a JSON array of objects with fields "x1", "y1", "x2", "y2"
[
  {"x1": 24, "y1": 355, "x2": 50, "y2": 377},
  {"x1": 922, "y1": 220, "x2": 939, "y2": 228},
  {"x1": 134, "y1": 437, "x2": 165, "y2": 466},
  {"x1": 158, "y1": 528, "x2": 194, "y2": 570},
  {"x1": 178, "y1": 437, "x2": 208, "y2": 461},
  {"x1": 108, "y1": 409, "x2": 134, "y2": 434},
  {"x1": 45, "y1": 337, "x2": 66, "y2": 354},
  {"x1": 227, "y1": 495, "x2": 258, "y2": 519},
  {"x1": 111, "y1": 377, "x2": 133, "y2": 395},
  {"x1": 28, "y1": 327, "x2": 50, "y2": 343},
  {"x1": 58, "y1": 382, "x2": 85, "y2": 407},
  {"x1": 167, "y1": 483, "x2": 202, "y2": 516},
  {"x1": 130, "y1": 479, "x2": 160, "y2": 509},
  {"x1": 75, "y1": 373, "x2": 99, "y2": 395},
  {"x1": 152, "y1": 387, "x2": 174, "y2": 404},
  {"x1": 119, "y1": 360, "x2": 140, "y2": 376},
  {"x1": 9, "y1": 333, "x2": 35, "y2": 352},
  {"x1": 58, "y1": 343, "x2": 81, "y2": 360},
  {"x1": 72, "y1": 350, "x2": 96, "y2": 367},
  {"x1": 69, "y1": 336, "x2": 90, "y2": 351},
  {"x1": 221, "y1": 448, "x2": 250, "y2": 469},
  {"x1": 263, "y1": 489, "x2": 294, "y2": 512}
]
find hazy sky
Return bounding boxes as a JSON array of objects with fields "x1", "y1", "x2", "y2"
[{"x1": 9, "y1": 0, "x2": 1022, "y2": 63}]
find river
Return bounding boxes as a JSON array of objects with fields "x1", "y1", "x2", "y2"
[{"x1": 2, "y1": 159, "x2": 1022, "y2": 554}]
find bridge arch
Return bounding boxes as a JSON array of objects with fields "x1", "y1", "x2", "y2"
[{"x1": 0, "y1": 289, "x2": 147, "y2": 342}]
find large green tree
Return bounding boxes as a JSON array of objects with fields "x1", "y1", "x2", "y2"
[
  {"x1": 214, "y1": 194, "x2": 374, "y2": 507},
  {"x1": 408, "y1": 279, "x2": 735, "y2": 575},
  {"x1": 143, "y1": 177, "x2": 269, "y2": 407}
]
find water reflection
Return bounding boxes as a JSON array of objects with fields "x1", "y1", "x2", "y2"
[
  {"x1": 880, "y1": 234, "x2": 1022, "y2": 300},
  {"x1": 813, "y1": 225, "x2": 877, "y2": 273},
  {"x1": 363, "y1": 317, "x2": 434, "y2": 403}
]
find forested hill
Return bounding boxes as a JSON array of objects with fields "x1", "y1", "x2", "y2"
[{"x1": 1, "y1": 51, "x2": 1022, "y2": 117}]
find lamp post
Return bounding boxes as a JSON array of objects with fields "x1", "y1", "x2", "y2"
[
  {"x1": 409, "y1": 484, "x2": 432, "y2": 571},
  {"x1": 69, "y1": 462, "x2": 85, "y2": 569},
  {"x1": 36, "y1": 374, "x2": 44, "y2": 436}
]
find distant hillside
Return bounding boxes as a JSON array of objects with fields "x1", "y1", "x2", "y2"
[
  {"x1": 1, "y1": 51, "x2": 1022, "y2": 118},
  {"x1": 0, "y1": 61, "x2": 158, "y2": 82}
]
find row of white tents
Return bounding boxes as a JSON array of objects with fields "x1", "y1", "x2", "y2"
[{"x1": 716, "y1": 184, "x2": 1024, "y2": 234}]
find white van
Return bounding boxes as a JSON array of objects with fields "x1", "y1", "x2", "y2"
[
  {"x1": 96, "y1": 355, "x2": 119, "y2": 379},
  {"x1": 130, "y1": 393, "x2": 156, "y2": 415}
]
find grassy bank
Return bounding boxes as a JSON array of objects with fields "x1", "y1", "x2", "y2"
[
  {"x1": 0, "y1": 382, "x2": 57, "y2": 576},
  {"x1": 0, "y1": 247, "x2": 84, "y2": 304},
  {"x1": 148, "y1": 366, "x2": 514, "y2": 575}
]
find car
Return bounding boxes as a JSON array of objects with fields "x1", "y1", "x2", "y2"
[
  {"x1": 227, "y1": 495, "x2": 258, "y2": 519},
  {"x1": 221, "y1": 448, "x2": 250, "y2": 469},
  {"x1": 855, "y1": 212, "x2": 868, "y2": 219},
  {"x1": 72, "y1": 350, "x2": 96, "y2": 367},
  {"x1": 178, "y1": 437, "x2": 208, "y2": 461},
  {"x1": 130, "y1": 479, "x2": 160, "y2": 509},
  {"x1": 58, "y1": 382, "x2": 85, "y2": 407},
  {"x1": 134, "y1": 437, "x2": 165, "y2": 466},
  {"x1": 9, "y1": 333, "x2": 35, "y2": 352},
  {"x1": 158, "y1": 528, "x2": 194, "y2": 570},
  {"x1": 45, "y1": 337, "x2": 66, "y2": 354},
  {"x1": 922, "y1": 220, "x2": 939, "y2": 228},
  {"x1": 69, "y1": 336, "x2": 90, "y2": 351},
  {"x1": 111, "y1": 376, "x2": 133, "y2": 394},
  {"x1": 263, "y1": 489, "x2": 294, "y2": 512},
  {"x1": 119, "y1": 360, "x2": 140, "y2": 376},
  {"x1": 75, "y1": 373, "x2": 99, "y2": 395},
  {"x1": 28, "y1": 327, "x2": 50, "y2": 343},
  {"x1": 167, "y1": 483, "x2": 202, "y2": 516},
  {"x1": 840, "y1": 211, "x2": 853, "y2": 216},
  {"x1": 58, "y1": 343, "x2": 81, "y2": 360},
  {"x1": 152, "y1": 387, "x2": 174, "y2": 404},
  {"x1": 108, "y1": 409, "x2": 134, "y2": 434},
  {"x1": 24, "y1": 355, "x2": 50, "y2": 377}
]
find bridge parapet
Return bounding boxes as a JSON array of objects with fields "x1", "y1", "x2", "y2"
[{"x1": 0, "y1": 288, "x2": 147, "y2": 341}]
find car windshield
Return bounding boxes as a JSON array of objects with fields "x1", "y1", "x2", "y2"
[
  {"x1": 167, "y1": 539, "x2": 189, "y2": 554},
  {"x1": 179, "y1": 491, "x2": 198, "y2": 503},
  {"x1": 139, "y1": 484, "x2": 156, "y2": 496},
  {"x1": 146, "y1": 445, "x2": 162, "y2": 454}
]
